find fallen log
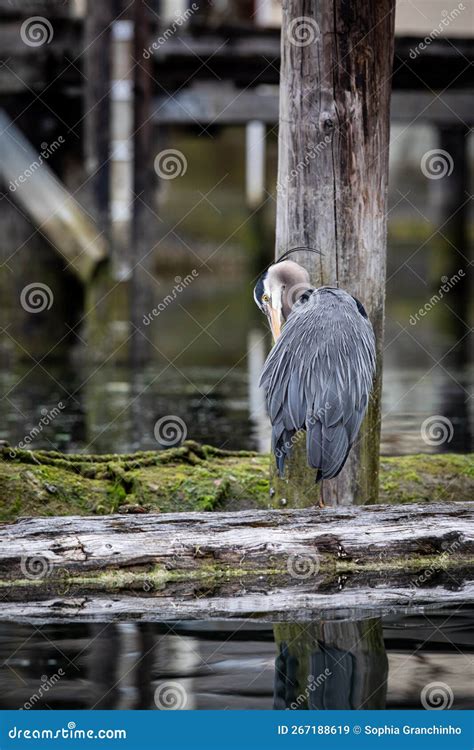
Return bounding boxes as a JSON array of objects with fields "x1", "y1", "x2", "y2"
[
  {"x1": 1, "y1": 442, "x2": 473, "y2": 519},
  {"x1": 1, "y1": 502, "x2": 472, "y2": 622}
]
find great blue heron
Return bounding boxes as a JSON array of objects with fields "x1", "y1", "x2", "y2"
[{"x1": 254, "y1": 250, "x2": 376, "y2": 483}]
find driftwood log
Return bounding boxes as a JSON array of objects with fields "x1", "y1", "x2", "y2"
[{"x1": 1, "y1": 502, "x2": 472, "y2": 622}]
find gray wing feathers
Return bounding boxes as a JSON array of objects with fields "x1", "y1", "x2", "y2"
[{"x1": 259, "y1": 288, "x2": 376, "y2": 480}]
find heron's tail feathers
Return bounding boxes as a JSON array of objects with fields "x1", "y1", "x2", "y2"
[
  {"x1": 273, "y1": 427, "x2": 296, "y2": 477},
  {"x1": 307, "y1": 420, "x2": 351, "y2": 481},
  {"x1": 272, "y1": 421, "x2": 352, "y2": 481}
]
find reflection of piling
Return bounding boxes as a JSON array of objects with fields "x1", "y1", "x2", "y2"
[
  {"x1": 273, "y1": 620, "x2": 387, "y2": 710},
  {"x1": 86, "y1": 624, "x2": 120, "y2": 708}
]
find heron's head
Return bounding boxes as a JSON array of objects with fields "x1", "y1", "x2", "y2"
[{"x1": 253, "y1": 260, "x2": 310, "y2": 342}]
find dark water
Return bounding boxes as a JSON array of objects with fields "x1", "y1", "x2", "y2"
[
  {"x1": 1, "y1": 126, "x2": 472, "y2": 455},
  {"x1": 0, "y1": 275, "x2": 472, "y2": 456},
  {"x1": 0, "y1": 608, "x2": 472, "y2": 710}
]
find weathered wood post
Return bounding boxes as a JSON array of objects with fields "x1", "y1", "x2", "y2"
[
  {"x1": 130, "y1": 0, "x2": 154, "y2": 365},
  {"x1": 84, "y1": 0, "x2": 114, "y2": 237},
  {"x1": 273, "y1": 0, "x2": 396, "y2": 506}
]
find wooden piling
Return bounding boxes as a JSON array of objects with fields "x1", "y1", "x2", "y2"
[
  {"x1": 273, "y1": 0, "x2": 396, "y2": 506},
  {"x1": 130, "y1": 0, "x2": 155, "y2": 367},
  {"x1": 83, "y1": 0, "x2": 114, "y2": 237}
]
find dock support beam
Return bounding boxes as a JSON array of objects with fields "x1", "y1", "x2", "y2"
[
  {"x1": 84, "y1": 0, "x2": 114, "y2": 237},
  {"x1": 273, "y1": 0, "x2": 396, "y2": 506}
]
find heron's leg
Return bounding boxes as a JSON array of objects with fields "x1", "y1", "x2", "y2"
[{"x1": 318, "y1": 479, "x2": 326, "y2": 508}]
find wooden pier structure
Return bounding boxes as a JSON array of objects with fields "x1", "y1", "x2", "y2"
[{"x1": 1, "y1": 1, "x2": 472, "y2": 283}]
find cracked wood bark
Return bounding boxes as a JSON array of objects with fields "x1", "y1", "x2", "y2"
[
  {"x1": 274, "y1": 0, "x2": 396, "y2": 506},
  {"x1": 1, "y1": 503, "x2": 472, "y2": 621}
]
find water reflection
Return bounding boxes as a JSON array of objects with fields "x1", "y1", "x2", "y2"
[
  {"x1": 273, "y1": 621, "x2": 387, "y2": 710},
  {"x1": 0, "y1": 609, "x2": 471, "y2": 710},
  {"x1": 0, "y1": 328, "x2": 471, "y2": 457}
]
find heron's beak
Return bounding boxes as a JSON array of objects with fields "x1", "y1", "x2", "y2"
[{"x1": 267, "y1": 303, "x2": 282, "y2": 342}]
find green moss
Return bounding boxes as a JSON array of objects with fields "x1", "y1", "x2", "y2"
[
  {"x1": 378, "y1": 453, "x2": 473, "y2": 504},
  {"x1": 0, "y1": 444, "x2": 472, "y2": 521}
]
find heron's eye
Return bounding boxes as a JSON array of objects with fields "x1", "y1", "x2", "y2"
[{"x1": 262, "y1": 293, "x2": 270, "y2": 303}]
